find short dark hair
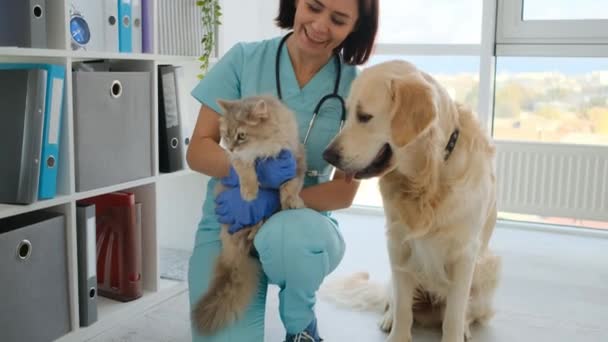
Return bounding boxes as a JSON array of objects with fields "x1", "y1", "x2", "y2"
[{"x1": 275, "y1": 0, "x2": 379, "y2": 65}]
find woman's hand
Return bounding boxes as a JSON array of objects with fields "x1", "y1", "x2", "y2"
[
  {"x1": 215, "y1": 186, "x2": 281, "y2": 233},
  {"x1": 221, "y1": 149, "x2": 297, "y2": 189}
]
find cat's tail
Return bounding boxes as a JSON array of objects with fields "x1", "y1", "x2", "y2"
[{"x1": 192, "y1": 233, "x2": 261, "y2": 335}]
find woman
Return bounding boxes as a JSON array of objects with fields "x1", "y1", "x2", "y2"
[{"x1": 186, "y1": 0, "x2": 379, "y2": 341}]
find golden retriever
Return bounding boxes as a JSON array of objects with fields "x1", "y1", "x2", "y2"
[{"x1": 321, "y1": 60, "x2": 501, "y2": 342}]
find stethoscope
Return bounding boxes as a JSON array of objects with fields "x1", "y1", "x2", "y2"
[{"x1": 275, "y1": 32, "x2": 347, "y2": 177}]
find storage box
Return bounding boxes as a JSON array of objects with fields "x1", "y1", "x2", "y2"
[
  {"x1": 0, "y1": 211, "x2": 70, "y2": 342},
  {"x1": 72, "y1": 71, "x2": 153, "y2": 192}
]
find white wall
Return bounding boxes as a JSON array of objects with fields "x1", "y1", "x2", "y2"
[{"x1": 218, "y1": 0, "x2": 284, "y2": 55}]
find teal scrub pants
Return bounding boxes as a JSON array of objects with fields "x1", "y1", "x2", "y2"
[{"x1": 188, "y1": 208, "x2": 345, "y2": 341}]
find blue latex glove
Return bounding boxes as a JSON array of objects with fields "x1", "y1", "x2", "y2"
[
  {"x1": 222, "y1": 149, "x2": 297, "y2": 189},
  {"x1": 215, "y1": 186, "x2": 281, "y2": 233}
]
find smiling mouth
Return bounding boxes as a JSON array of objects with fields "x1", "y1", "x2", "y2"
[
  {"x1": 345, "y1": 143, "x2": 393, "y2": 181},
  {"x1": 304, "y1": 27, "x2": 328, "y2": 44}
]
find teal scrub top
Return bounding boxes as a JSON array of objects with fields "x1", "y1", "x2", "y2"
[{"x1": 191, "y1": 35, "x2": 358, "y2": 240}]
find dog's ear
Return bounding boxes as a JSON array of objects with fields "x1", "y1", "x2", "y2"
[{"x1": 388, "y1": 73, "x2": 438, "y2": 147}]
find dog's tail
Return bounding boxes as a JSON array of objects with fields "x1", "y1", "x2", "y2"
[
  {"x1": 192, "y1": 244, "x2": 261, "y2": 335},
  {"x1": 318, "y1": 272, "x2": 389, "y2": 314}
]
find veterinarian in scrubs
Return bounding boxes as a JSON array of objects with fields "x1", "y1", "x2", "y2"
[{"x1": 187, "y1": 1, "x2": 379, "y2": 341}]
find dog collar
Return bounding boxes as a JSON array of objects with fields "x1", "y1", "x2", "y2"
[{"x1": 444, "y1": 129, "x2": 460, "y2": 161}]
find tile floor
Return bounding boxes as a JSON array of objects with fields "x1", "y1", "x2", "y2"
[{"x1": 87, "y1": 210, "x2": 608, "y2": 342}]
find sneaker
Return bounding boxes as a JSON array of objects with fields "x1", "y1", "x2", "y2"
[{"x1": 284, "y1": 316, "x2": 323, "y2": 342}]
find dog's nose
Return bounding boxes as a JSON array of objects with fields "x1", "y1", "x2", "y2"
[{"x1": 322, "y1": 147, "x2": 342, "y2": 166}]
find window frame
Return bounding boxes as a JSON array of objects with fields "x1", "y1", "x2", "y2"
[{"x1": 496, "y1": 0, "x2": 608, "y2": 45}]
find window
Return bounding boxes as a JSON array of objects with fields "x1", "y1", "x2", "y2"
[
  {"x1": 523, "y1": 0, "x2": 608, "y2": 21},
  {"x1": 493, "y1": 0, "x2": 608, "y2": 230},
  {"x1": 377, "y1": 0, "x2": 483, "y2": 44},
  {"x1": 493, "y1": 57, "x2": 608, "y2": 145},
  {"x1": 499, "y1": 212, "x2": 608, "y2": 230},
  {"x1": 366, "y1": 55, "x2": 480, "y2": 110},
  {"x1": 497, "y1": 0, "x2": 608, "y2": 44}
]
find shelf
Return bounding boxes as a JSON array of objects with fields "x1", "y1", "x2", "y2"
[
  {"x1": 0, "y1": 1, "x2": 216, "y2": 340},
  {"x1": 158, "y1": 168, "x2": 199, "y2": 181},
  {"x1": 0, "y1": 195, "x2": 72, "y2": 220},
  {"x1": 70, "y1": 50, "x2": 159, "y2": 61},
  {"x1": 73, "y1": 176, "x2": 158, "y2": 201},
  {"x1": 0, "y1": 47, "x2": 69, "y2": 58},
  {"x1": 56, "y1": 282, "x2": 188, "y2": 342},
  {"x1": 0, "y1": 47, "x2": 211, "y2": 64},
  {"x1": 0, "y1": 174, "x2": 199, "y2": 220}
]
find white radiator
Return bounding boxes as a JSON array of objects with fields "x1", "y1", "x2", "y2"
[{"x1": 495, "y1": 141, "x2": 608, "y2": 221}]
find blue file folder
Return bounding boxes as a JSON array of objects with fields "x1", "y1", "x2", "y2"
[
  {"x1": 38, "y1": 65, "x2": 65, "y2": 199},
  {"x1": 118, "y1": 0, "x2": 132, "y2": 52}
]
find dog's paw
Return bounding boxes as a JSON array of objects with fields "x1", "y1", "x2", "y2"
[
  {"x1": 379, "y1": 310, "x2": 393, "y2": 333},
  {"x1": 464, "y1": 322, "x2": 473, "y2": 341},
  {"x1": 441, "y1": 335, "x2": 465, "y2": 342},
  {"x1": 385, "y1": 332, "x2": 411, "y2": 342},
  {"x1": 465, "y1": 327, "x2": 472, "y2": 341},
  {"x1": 281, "y1": 195, "x2": 305, "y2": 210},
  {"x1": 240, "y1": 183, "x2": 258, "y2": 201}
]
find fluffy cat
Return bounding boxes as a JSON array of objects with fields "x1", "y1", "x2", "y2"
[{"x1": 192, "y1": 95, "x2": 307, "y2": 334}]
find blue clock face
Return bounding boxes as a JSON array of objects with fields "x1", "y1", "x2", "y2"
[{"x1": 70, "y1": 16, "x2": 90, "y2": 45}]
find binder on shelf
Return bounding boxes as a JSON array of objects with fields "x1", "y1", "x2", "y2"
[
  {"x1": 131, "y1": 0, "x2": 143, "y2": 53},
  {"x1": 0, "y1": 68, "x2": 47, "y2": 205},
  {"x1": 118, "y1": 0, "x2": 132, "y2": 53},
  {"x1": 76, "y1": 203, "x2": 98, "y2": 327},
  {"x1": 141, "y1": 0, "x2": 153, "y2": 53},
  {"x1": 158, "y1": 65, "x2": 184, "y2": 173},
  {"x1": 72, "y1": 70, "x2": 152, "y2": 192},
  {"x1": 69, "y1": 0, "x2": 119, "y2": 52},
  {"x1": 79, "y1": 192, "x2": 143, "y2": 302},
  {"x1": 0, "y1": 63, "x2": 67, "y2": 201},
  {"x1": 38, "y1": 65, "x2": 65, "y2": 200},
  {"x1": 174, "y1": 66, "x2": 194, "y2": 169},
  {"x1": 104, "y1": 0, "x2": 120, "y2": 52},
  {"x1": 0, "y1": 0, "x2": 47, "y2": 48}
]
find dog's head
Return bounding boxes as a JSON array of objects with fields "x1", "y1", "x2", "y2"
[{"x1": 323, "y1": 60, "x2": 439, "y2": 180}]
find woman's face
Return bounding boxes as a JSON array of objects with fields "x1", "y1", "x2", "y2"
[{"x1": 292, "y1": 0, "x2": 359, "y2": 58}]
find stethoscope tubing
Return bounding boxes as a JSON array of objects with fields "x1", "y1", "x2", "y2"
[{"x1": 275, "y1": 32, "x2": 346, "y2": 145}]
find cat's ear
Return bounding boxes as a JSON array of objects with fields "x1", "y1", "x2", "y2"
[
  {"x1": 216, "y1": 99, "x2": 237, "y2": 113},
  {"x1": 251, "y1": 99, "x2": 269, "y2": 120}
]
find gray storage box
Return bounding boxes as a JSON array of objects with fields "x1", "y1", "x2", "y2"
[
  {"x1": 73, "y1": 71, "x2": 153, "y2": 192},
  {"x1": 0, "y1": 211, "x2": 70, "y2": 342}
]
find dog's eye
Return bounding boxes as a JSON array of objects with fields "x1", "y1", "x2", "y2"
[
  {"x1": 236, "y1": 132, "x2": 247, "y2": 142},
  {"x1": 357, "y1": 113, "x2": 373, "y2": 123}
]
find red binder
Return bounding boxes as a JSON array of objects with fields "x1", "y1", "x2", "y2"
[{"x1": 80, "y1": 192, "x2": 143, "y2": 302}]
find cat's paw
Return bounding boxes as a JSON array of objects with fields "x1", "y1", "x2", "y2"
[
  {"x1": 240, "y1": 182, "x2": 258, "y2": 201},
  {"x1": 281, "y1": 195, "x2": 305, "y2": 210}
]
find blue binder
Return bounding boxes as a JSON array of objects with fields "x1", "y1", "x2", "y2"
[
  {"x1": 0, "y1": 63, "x2": 66, "y2": 200},
  {"x1": 118, "y1": 0, "x2": 132, "y2": 52},
  {"x1": 38, "y1": 65, "x2": 65, "y2": 199}
]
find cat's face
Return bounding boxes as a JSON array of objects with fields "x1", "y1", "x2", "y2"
[{"x1": 217, "y1": 98, "x2": 277, "y2": 153}]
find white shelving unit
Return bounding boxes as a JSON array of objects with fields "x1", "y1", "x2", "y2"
[{"x1": 0, "y1": 1, "x2": 213, "y2": 341}]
